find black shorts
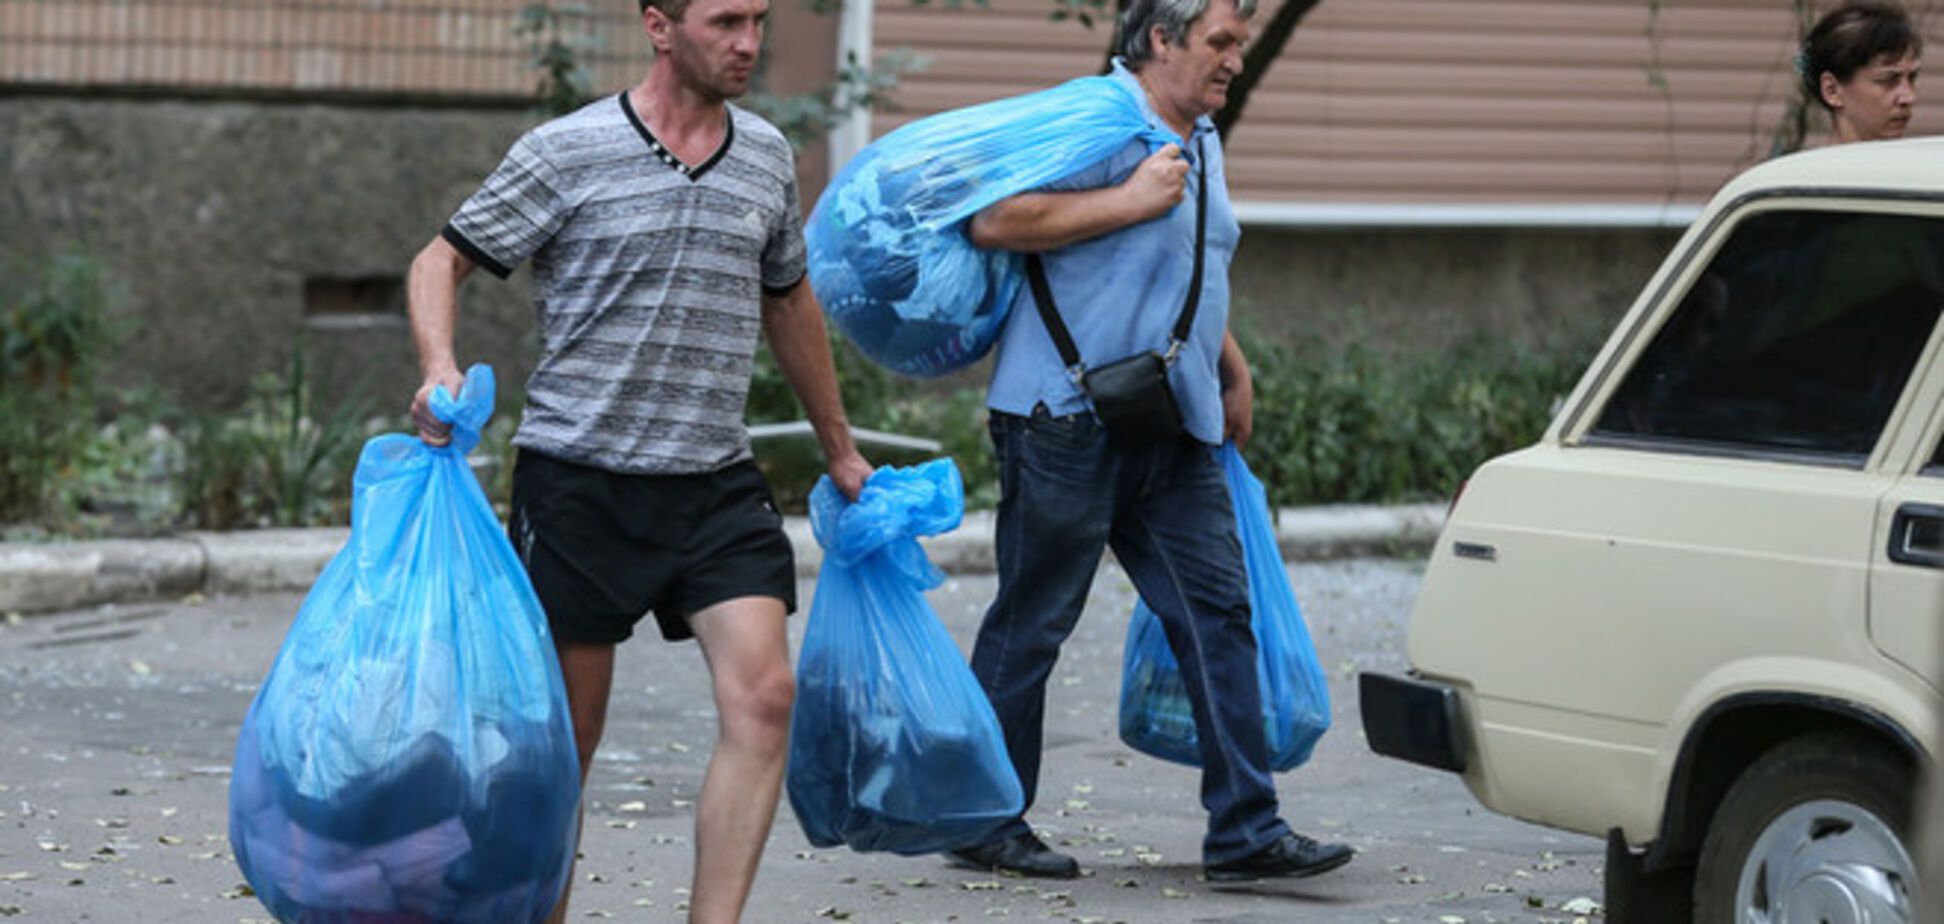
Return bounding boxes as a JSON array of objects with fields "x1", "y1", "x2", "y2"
[{"x1": 507, "y1": 450, "x2": 797, "y2": 644}]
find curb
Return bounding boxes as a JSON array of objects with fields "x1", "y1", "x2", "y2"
[{"x1": 0, "y1": 505, "x2": 1444, "y2": 616}]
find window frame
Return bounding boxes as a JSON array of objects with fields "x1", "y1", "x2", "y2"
[{"x1": 1561, "y1": 189, "x2": 1944, "y2": 473}]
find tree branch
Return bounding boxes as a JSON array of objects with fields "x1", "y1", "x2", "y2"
[{"x1": 1215, "y1": 0, "x2": 1322, "y2": 139}]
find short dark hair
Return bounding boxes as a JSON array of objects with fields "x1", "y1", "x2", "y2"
[
  {"x1": 1801, "y1": 1, "x2": 1923, "y2": 110},
  {"x1": 641, "y1": 0, "x2": 693, "y2": 20},
  {"x1": 1114, "y1": 0, "x2": 1256, "y2": 69}
]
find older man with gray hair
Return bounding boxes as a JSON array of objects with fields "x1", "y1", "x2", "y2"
[{"x1": 942, "y1": 0, "x2": 1355, "y2": 884}]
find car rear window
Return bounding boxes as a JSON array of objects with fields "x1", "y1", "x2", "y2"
[{"x1": 1594, "y1": 208, "x2": 1944, "y2": 462}]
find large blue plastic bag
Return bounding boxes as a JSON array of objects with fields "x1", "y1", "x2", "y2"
[
  {"x1": 1118, "y1": 443, "x2": 1332, "y2": 772},
  {"x1": 229, "y1": 365, "x2": 580, "y2": 924},
  {"x1": 786, "y1": 458, "x2": 1023, "y2": 854},
  {"x1": 806, "y1": 75, "x2": 1176, "y2": 378}
]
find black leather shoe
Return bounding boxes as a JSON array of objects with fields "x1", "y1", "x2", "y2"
[
  {"x1": 947, "y1": 832, "x2": 1081, "y2": 879},
  {"x1": 1204, "y1": 832, "x2": 1354, "y2": 882}
]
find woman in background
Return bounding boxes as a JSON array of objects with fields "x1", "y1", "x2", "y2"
[{"x1": 1800, "y1": 0, "x2": 1922, "y2": 144}]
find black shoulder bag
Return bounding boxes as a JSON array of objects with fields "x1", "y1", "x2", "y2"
[{"x1": 1025, "y1": 143, "x2": 1208, "y2": 451}]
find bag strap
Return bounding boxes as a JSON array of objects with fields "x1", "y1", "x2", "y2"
[{"x1": 1027, "y1": 139, "x2": 1209, "y2": 378}]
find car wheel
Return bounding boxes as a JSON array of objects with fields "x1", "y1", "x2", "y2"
[{"x1": 1693, "y1": 731, "x2": 1916, "y2": 924}]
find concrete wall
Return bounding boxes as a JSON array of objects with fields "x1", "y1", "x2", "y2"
[
  {"x1": 2, "y1": 96, "x2": 543, "y2": 416},
  {"x1": 1229, "y1": 225, "x2": 1683, "y2": 356},
  {"x1": 3, "y1": 94, "x2": 1683, "y2": 417}
]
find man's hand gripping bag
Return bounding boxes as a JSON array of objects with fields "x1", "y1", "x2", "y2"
[
  {"x1": 228, "y1": 365, "x2": 580, "y2": 924},
  {"x1": 786, "y1": 459, "x2": 1023, "y2": 854},
  {"x1": 1117, "y1": 443, "x2": 1332, "y2": 772}
]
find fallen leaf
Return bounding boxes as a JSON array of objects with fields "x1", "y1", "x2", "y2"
[{"x1": 1161, "y1": 887, "x2": 1191, "y2": 899}]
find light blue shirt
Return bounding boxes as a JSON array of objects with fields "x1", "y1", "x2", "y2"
[{"x1": 986, "y1": 59, "x2": 1240, "y2": 445}]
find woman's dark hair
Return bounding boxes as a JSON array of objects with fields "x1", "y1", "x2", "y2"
[{"x1": 1800, "y1": 1, "x2": 1923, "y2": 109}]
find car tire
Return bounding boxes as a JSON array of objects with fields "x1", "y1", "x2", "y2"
[{"x1": 1692, "y1": 730, "x2": 1916, "y2": 924}]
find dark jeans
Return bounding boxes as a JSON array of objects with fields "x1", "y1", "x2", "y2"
[{"x1": 971, "y1": 407, "x2": 1290, "y2": 864}]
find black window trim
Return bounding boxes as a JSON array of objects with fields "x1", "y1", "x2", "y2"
[{"x1": 1564, "y1": 187, "x2": 1944, "y2": 445}]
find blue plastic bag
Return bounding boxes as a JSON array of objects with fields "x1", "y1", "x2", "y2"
[
  {"x1": 1118, "y1": 444, "x2": 1332, "y2": 771},
  {"x1": 806, "y1": 75, "x2": 1176, "y2": 378},
  {"x1": 229, "y1": 365, "x2": 580, "y2": 924},
  {"x1": 786, "y1": 459, "x2": 1023, "y2": 854}
]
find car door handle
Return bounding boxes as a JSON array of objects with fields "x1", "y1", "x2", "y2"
[{"x1": 1888, "y1": 502, "x2": 1944, "y2": 568}]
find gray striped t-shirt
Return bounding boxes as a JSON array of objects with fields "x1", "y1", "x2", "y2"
[{"x1": 444, "y1": 93, "x2": 807, "y2": 475}]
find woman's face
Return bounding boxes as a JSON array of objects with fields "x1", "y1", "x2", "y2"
[{"x1": 1822, "y1": 50, "x2": 1922, "y2": 143}]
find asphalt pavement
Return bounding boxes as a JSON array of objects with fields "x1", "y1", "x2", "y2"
[{"x1": 0, "y1": 546, "x2": 1608, "y2": 924}]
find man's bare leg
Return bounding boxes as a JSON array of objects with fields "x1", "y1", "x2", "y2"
[
  {"x1": 686, "y1": 596, "x2": 795, "y2": 924},
  {"x1": 543, "y1": 640, "x2": 617, "y2": 924}
]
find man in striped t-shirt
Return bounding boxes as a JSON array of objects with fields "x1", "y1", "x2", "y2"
[{"x1": 405, "y1": 0, "x2": 871, "y2": 918}]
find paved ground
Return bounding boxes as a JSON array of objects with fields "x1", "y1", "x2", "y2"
[{"x1": 0, "y1": 558, "x2": 1605, "y2": 924}]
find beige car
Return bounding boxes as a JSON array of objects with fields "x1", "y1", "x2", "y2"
[{"x1": 1360, "y1": 138, "x2": 1944, "y2": 924}]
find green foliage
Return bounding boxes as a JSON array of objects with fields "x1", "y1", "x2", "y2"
[
  {"x1": 1240, "y1": 326, "x2": 1601, "y2": 509},
  {"x1": 744, "y1": 49, "x2": 927, "y2": 150},
  {"x1": 746, "y1": 332, "x2": 994, "y2": 512},
  {"x1": 742, "y1": 323, "x2": 1596, "y2": 515},
  {"x1": 174, "y1": 349, "x2": 375, "y2": 530},
  {"x1": 517, "y1": 2, "x2": 597, "y2": 117},
  {"x1": 0, "y1": 254, "x2": 118, "y2": 524},
  {"x1": 1046, "y1": 0, "x2": 1111, "y2": 28}
]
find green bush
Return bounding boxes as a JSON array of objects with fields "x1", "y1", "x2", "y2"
[
  {"x1": 175, "y1": 349, "x2": 375, "y2": 530},
  {"x1": 745, "y1": 332, "x2": 995, "y2": 512},
  {"x1": 1241, "y1": 326, "x2": 1600, "y2": 509},
  {"x1": 0, "y1": 254, "x2": 118, "y2": 526},
  {"x1": 742, "y1": 324, "x2": 1596, "y2": 515}
]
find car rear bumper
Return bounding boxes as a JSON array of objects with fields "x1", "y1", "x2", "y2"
[{"x1": 1359, "y1": 672, "x2": 1469, "y2": 773}]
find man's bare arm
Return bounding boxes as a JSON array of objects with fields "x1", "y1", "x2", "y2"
[
  {"x1": 760, "y1": 281, "x2": 872, "y2": 500},
  {"x1": 407, "y1": 236, "x2": 475, "y2": 445},
  {"x1": 968, "y1": 144, "x2": 1189, "y2": 253}
]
